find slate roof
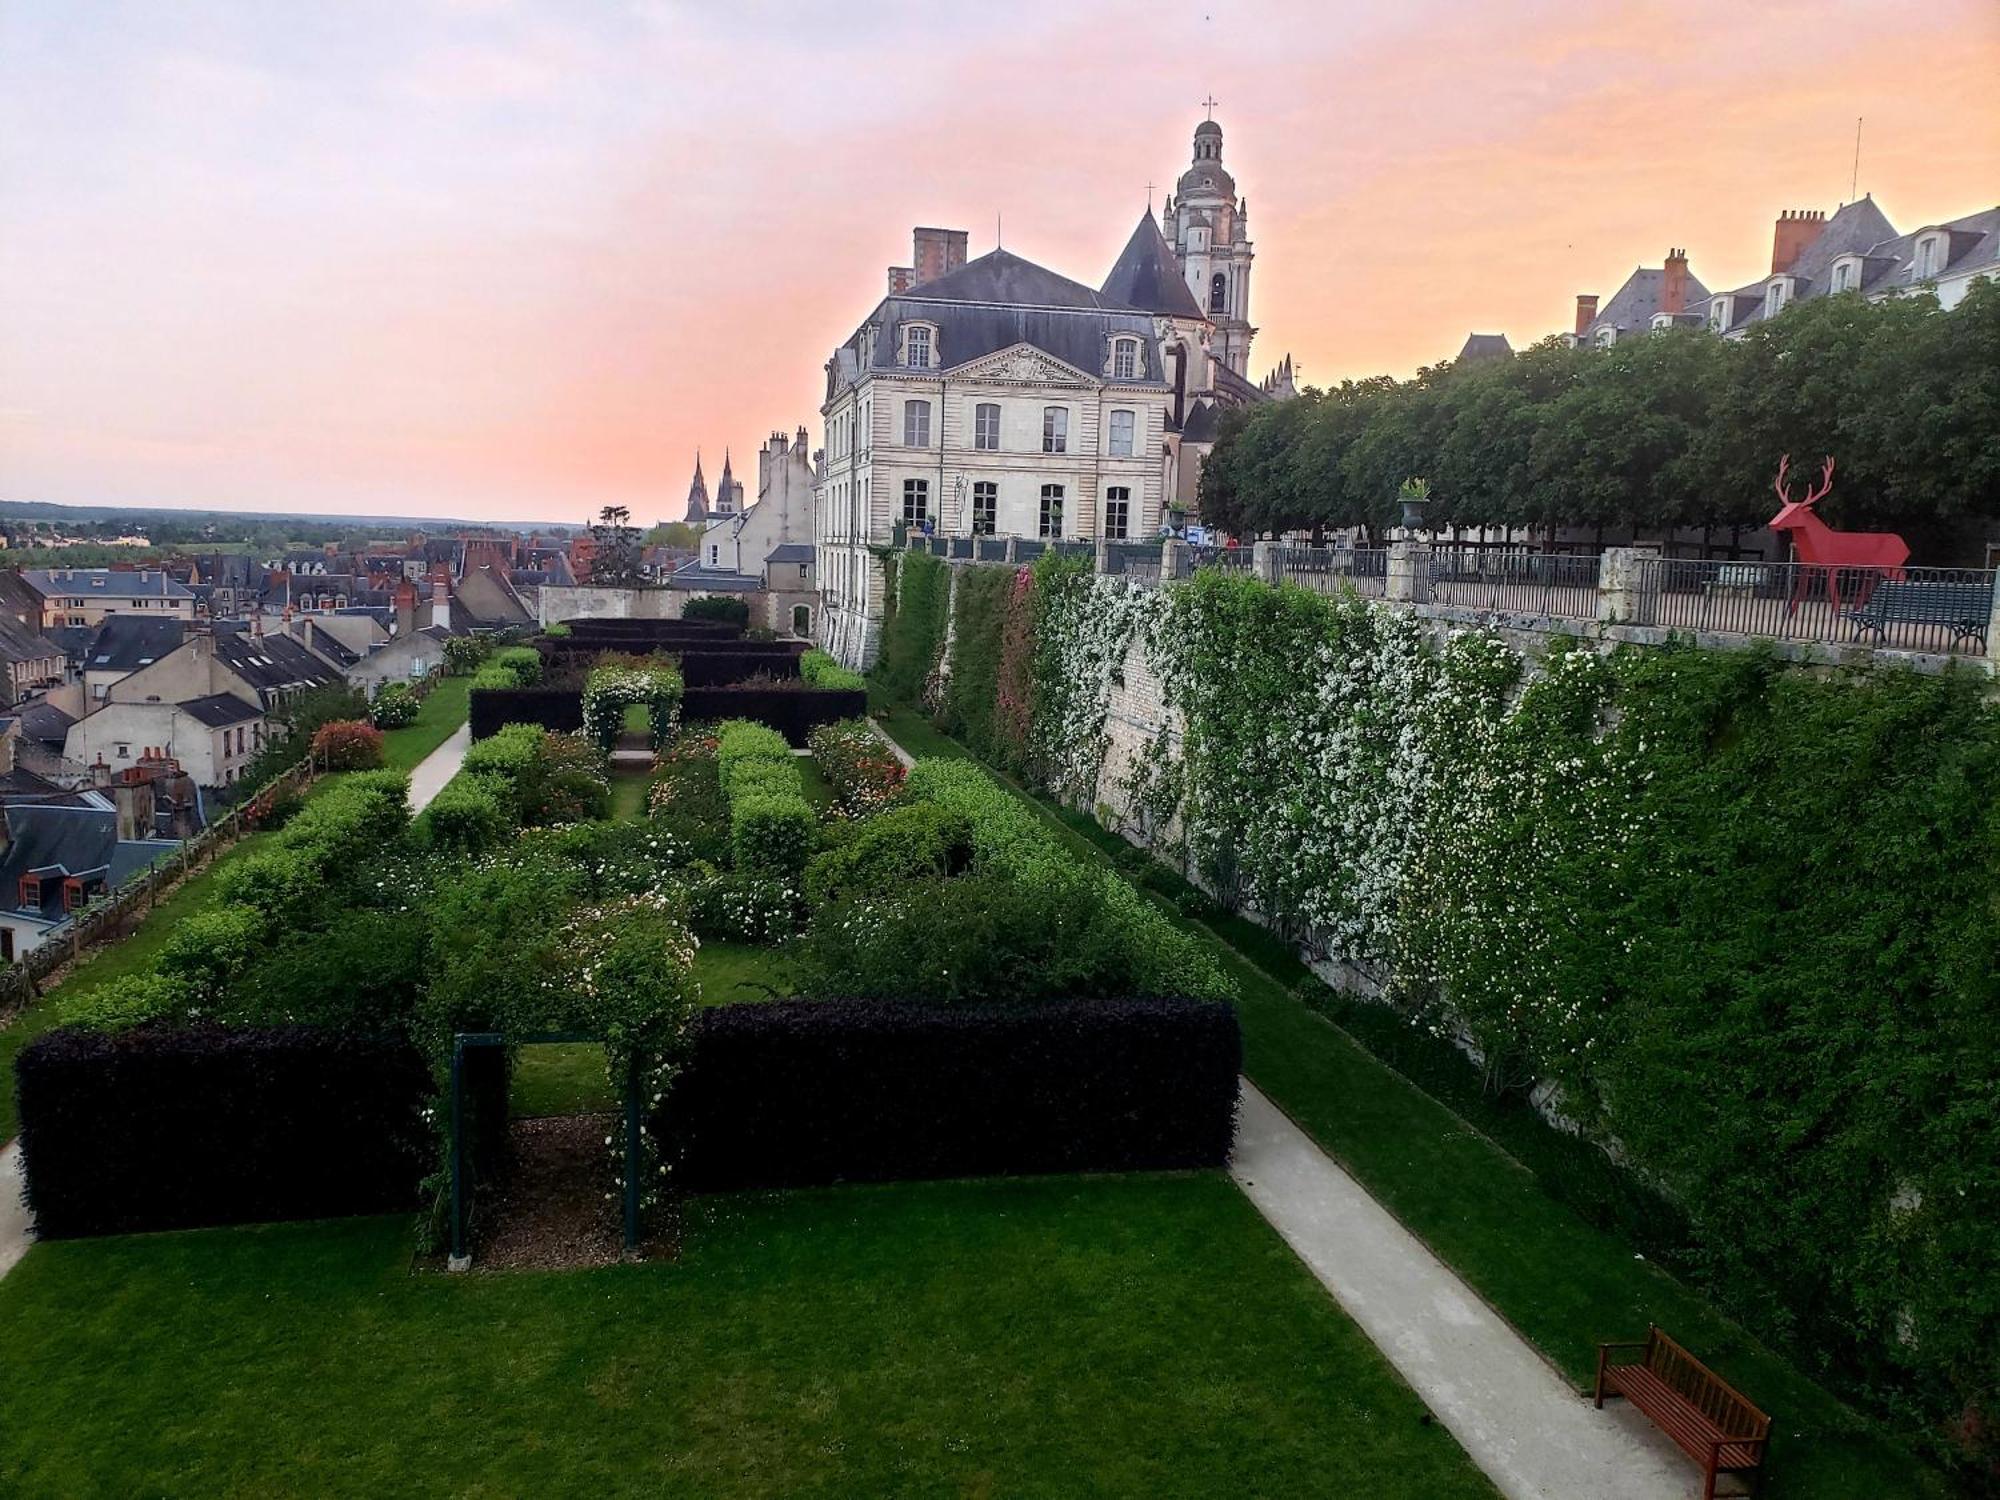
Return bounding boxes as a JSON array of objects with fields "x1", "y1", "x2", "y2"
[
  {"x1": 0, "y1": 803, "x2": 179, "y2": 927},
  {"x1": 904, "y1": 248, "x2": 1128, "y2": 310},
  {"x1": 14, "y1": 699, "x2": 74, "y2": 745},
  {"x1": 210, "y1": 630, "x2": 347, "y2": 704},
  {"x1": 83, "y1": 615, "x2": 185, "y2": 675},
  {"x1": 24, "y1": 568, "x2": 193, "y2": 601},
  {"x1": 1101, "y1": 212, "x2": 1207, "y2": 320},
  {"x1": 1585, "y1": 266, "x2": 1713, "y2": 337},
  {"x1": 1852, "y1": 205, "x2": 2000, "y2": 297},
  {"x1": 0, "y1": 767, "x2": 90, "y2": 808},
  {"x1": 765, "y1": 543, "x2": 815, "y2": 564},
  {"x1": 179, "y1": 692, "x2": 262, "y2": 728},
  {"x1": 0, "y1": 613, "x2": 65, "y2": 667},
  {"x1": 665, "y1": 564, "x2": 763, "y2": 593},
  {"x1": 1457, "y1": 333, "x2": 1514, "y2": 362}
]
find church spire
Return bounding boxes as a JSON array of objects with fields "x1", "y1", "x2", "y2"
[{"x1": 682, "y1": 451, "x2": 710, "y2": 524}]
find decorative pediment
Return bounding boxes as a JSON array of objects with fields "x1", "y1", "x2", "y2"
[{"x1": 945, "y1": 342, "x2": 1096, "y2": 389}]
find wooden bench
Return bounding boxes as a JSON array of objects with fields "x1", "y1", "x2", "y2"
[
  {"x1": 1844, "y1": 579, "x2": 1992, "y2": 649},
  {"x1": 1596, "y1": 1326, "x2": 1771, "y2": 1499}
]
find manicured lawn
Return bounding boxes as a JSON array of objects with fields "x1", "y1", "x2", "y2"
[
  {"x1": 878, "y1": 708, "x2": 1947, "y2": 1500},
  {"x1": 383, "y1": 675, "x2": 472, "y2": 774},
  {"x1": 694, "y1": 939, "x2": 795, "y2": 1008},
  {"x1": 0, "y1": 681, "x2": 472, "y2": 1145},
  {"x1": 607, "y1": 767, "x2": 651, "y2": 820},
  {"x1": 0, "y1": 1174, "x2": 1496, "y2": 1499},
  {"x1": 511, "y1": 1040, "x2": 617, "y2": 1117}
]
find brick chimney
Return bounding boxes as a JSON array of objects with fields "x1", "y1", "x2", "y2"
[
  {"x1": 1771, "y1": 208, "x2": 1826, "y2": 275},
  {"x1": 889, "y1": 227, "x2": 968, "y2": 293},
  {"x1": 393, "y1": 577, "x2": 417, "y2": 637},
  {"x1": 1574, "y1": 294, "x2": 1599, "y2": 337},
  {"x1": 1661, "y1": 248, "x2": 1689, "y2": 317}
]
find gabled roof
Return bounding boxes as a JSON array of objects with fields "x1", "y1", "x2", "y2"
[
  {"x1": 1101, "y1": 212, "x2": 1207, "y2": 319},
  {"x1": 179, "y1": 692, "x2": 263, "y2": 728},
  {"x1": 210, "y1": 630, "x2": 347, "y2": 703},
  {"x1": 1457, "y1": 333, "x2": 1514, "y2": 362},
  {"x1": 84, "y1": 615, "x2": 185, "y2": 674},
  {"x1": 14, "y1": 699, "x2": 74, "y2": 744},
  {"x1": 0, "y1": 612, "x2": 65, "y2": 667},
  {"x1": 1588, "y1": 267, "x2": 1713, "y2": 336},
  {"x1": 23, "y1": 568, "x2": 193, "y2": 600}
]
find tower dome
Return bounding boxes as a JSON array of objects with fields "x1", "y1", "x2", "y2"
[{"x1": 1179, "y1": 118, "x2": 1234, "y2": 195}]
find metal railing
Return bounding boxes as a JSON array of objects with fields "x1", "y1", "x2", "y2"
[
  {"x1": 1420, "y1": 548, "x2": 1604, "y2": 619},
  {"x1": 1276, "y1": 545, "x2": 1389, "y2": 598},
  {"x1": 1102, "y1": 541, "x2": 1162, "y2": 582},
  {"x1": 974, "y1": 536, "x2": 1008, "y2": 563},
  {"x1": 1189, "y1": 543, "x2": 1253, "y2": 574},
  {"x1": 1634, "y1": 558, "x2": 1994, "y2": 655}
]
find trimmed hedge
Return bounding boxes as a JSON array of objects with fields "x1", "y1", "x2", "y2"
[
  {"x1": 16, "y1": 1023, "x2": 433, "y2": 1237},
  {"x1": 800, "y1": 648, "x2": 865, "y2": 692},
  {"x1": 681, "y1": 596, "x2": 751, "y2": 627},
  {"x1": 422, "y1": 775, "x2": 510, "y2": 854},
  {"x1": 469, "y1": 686, "x2": 584, "y2": 739},
  {"x1": 558, "y1": 617, "x2": 740, "y2": 645},
  {"x1": 661, "y1": 996, "x2": 1241, "y2": 1192},
  {"x1": 682, "y1": 685, "x2": 866, "y2": 746}
]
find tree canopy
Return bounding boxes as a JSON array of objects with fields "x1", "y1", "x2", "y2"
[{"x1": 1197, "y1": 281, "x2": 2000, "y2": 557}]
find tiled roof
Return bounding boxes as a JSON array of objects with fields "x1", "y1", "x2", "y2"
[
  {"x1": 23, "y1": 568, "x2": 193, "y2": 600},
  {"x1": 0, "y1": 804, "x2": 179, "y2": 926},
  {"x1": 83, "y1": 615, "x2": 185, "y2": 674},
  {"x1": 1101, "y1": 212, "x2": 1207, "y2": 320}
]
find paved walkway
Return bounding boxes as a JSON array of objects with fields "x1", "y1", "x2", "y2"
[
  {"x1": 0, "y1": 1141, "x2": 27, "y2": 1279},
  {"x1": 407, "y1": 723, "x2": 470, "y2": 814},
  {"x1": 1231, "y1": 1081, "x2": 1703, "y2": 1499}
]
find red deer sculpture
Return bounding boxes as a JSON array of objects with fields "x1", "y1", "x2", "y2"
[{"x1": 1766, "y1": 455, "x2": 1908, "y2": 614}]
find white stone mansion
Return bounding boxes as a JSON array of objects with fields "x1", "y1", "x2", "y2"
[{"x1": 816, "y1": 117, "x2": 1294, "y2": 668}]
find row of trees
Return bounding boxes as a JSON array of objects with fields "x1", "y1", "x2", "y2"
[{"x1": 1198, "y1": 280, "x2": 2000, "y2": 559}]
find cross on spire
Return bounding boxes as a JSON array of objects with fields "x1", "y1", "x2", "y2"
[
  {"x1": 1145, "y1": 179, "x2": 1156, "y2": 210},
  {"x1": 1201, "y1": 93, "x2": 1219, "y2": 119}
]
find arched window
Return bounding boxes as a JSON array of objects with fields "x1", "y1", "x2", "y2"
[
  {"x1": 1209, "y1": 273, "x2": 1227, "y2": 313},
  {"x1": 791, "y1": 604, "x2": 810, "y2": 637}
]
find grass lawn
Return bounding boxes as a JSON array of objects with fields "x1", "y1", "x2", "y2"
[
  {"x1": 607, "y1": 767, "x2": 651, "y2": 821},
  {"x1": 0, "y1": 1173, "x2": 1496, "y2": 1499},
  {"x1": 878, "y1": 708, "x2": 1947, "y2": 1500},
  {"x1": 0, "y1": 681, "x2": 472, "y2": 1145}
]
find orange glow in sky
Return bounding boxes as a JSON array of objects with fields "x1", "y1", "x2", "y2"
[{"x1": 2, "y1": 0, "x2": 1995, "y2": 524}]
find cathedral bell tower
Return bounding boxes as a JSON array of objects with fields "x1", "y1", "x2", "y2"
[{"x1": 1163, "y1": 115, "x2": 1257, "y2": 377}]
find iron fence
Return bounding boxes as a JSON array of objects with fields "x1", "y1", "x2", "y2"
[
  {"x1": 1103, "y1": 541, "x2": 1162, "y2": 583},
  {"x1": 974, "y1": 536, "x2": 1008, "y2": 563},
  {"x1": 1420, "y1": 548, "x2": 1604, "y2": 619},
  {"x1": 1012, "y1": 538, "x2": 1048, "y2": 562},
  {"x1": 1276, "y1": 545, "x2": 1389, "y2": 598},
  {"x1": 1189, "y1": 543, "x2": 1253, "y2": 574},
  {"x1": 1634, "y1": 557, "x2": 1994, "y2": 655}
]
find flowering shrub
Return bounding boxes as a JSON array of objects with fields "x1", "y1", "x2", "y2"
[
  {"x1": 806, "y1": 719, "x2": 905, "y2": 817},
  {"x1": 369, "y1": 682, "x2": 420, "y2": 729},
  {"x1": 423, "y1": 776, "x2": 509, "y2": 855},
  {"x1": 688, "y1": 869, "x2": 801, "y2": 945},
  {"x1": 312, "y1": 719, "x2": 386, "y2": 771},
  {"x1": 730, "y1": 793, "x2": 814, "y2": 876},
  {"x1": 519, "y1": 732, "x2": 610, "y2": 825},
  {"x1": 442, "y1": 635, "x2": 489, "y2": 676},
  {"x1": 581, "y1": 662, "x2": 684, "y2": 751}
]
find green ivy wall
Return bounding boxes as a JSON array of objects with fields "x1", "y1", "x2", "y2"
[{"x1": 880, "y1": 549, "x2": 2000, "y2": 1461}]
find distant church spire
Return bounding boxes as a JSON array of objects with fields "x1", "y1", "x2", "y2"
[{"x1": 682, "y1": 451, "x2": 710, "y2": 524}]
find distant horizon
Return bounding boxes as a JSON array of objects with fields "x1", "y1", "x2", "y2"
[{"x1": 3, "y1": 0, "x2": 1996, "y2": 522}]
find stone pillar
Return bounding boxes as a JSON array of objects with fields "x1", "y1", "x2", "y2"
[
  {"x1": 1161, "y1": 538, "x2": 1192, "y2": 581},
  {"x1": 1004, "y1": 537, "x2": 1018, "y2": 564},
  {"x1": 1986, "y1": 579, "x2": 2000, "y2": 667},
  {"x1": 1385, "y1": 541, "x2": 1421, "y2": 604},
  {"x1": 1095, "y1": 536, "x2": 1112, "y2": 576},
  {"x1": 1252, "y1": 539, "x2": 1282, "y2": 584},
  {"x1": 1597, "y1": 546, "x2": 1658, "y2": 626}
]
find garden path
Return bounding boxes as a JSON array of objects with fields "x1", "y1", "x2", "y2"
[
  {"x1": 407, "y1": 723, "x2": 471, "y2": 814},
  {"x1": 1232, "y1": 1081, "x2": 1701, "y2": 1499},
  {"x1": 0, "y1": 1142, "x2": 26, "y2": 1278}
]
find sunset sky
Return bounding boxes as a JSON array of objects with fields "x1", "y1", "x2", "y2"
[{"x1": 2, "y1": 0, "x2": 1996, "y2": 525}]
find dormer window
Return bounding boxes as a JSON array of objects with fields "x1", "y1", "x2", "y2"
[
  {"x1": 1708, "y1": 297, "x2": 1730, "y2": 331},
  {"x1": 1594, "y1": 326, "x2": 1616, "y2": 348},
  {"x1": 902, "y1": 323, "x2": 935, "y2": 369},
  {"x1": 1913, "y1": 236, "x2": 1940, "y2": 280},
  {"x1": 1111, "y1": 338, "x2": 1141, "y2": 380},
  {"x1": 1831, "y1": 259, "x2": 1855, "y2": 293},
  {"x1": 1766, "y1": 279, "x2": 1789, "y2": 317}
]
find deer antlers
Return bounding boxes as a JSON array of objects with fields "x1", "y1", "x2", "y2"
[{"x1": 1775, "y1": 453, "x2": 1836, "y2": 507}]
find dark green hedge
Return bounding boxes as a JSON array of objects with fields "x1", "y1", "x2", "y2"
[
  {"x1": 17, "y1": 1024, "x2": 432, "y2": 1237},
  {"x1": 872, "y1": 551, "x2": 949, "y2": 706},
  {"x1": 661, "y1": 996, "x2": 1241, "y2": 1192}
]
